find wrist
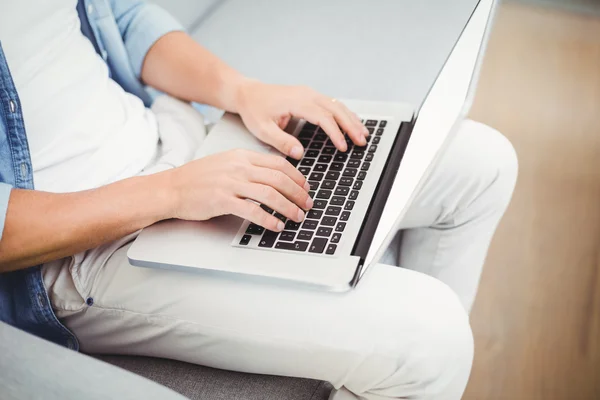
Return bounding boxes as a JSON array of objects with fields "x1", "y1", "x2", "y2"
[
  {"x1": 229, "y1": 77, "x2": 260, "y2": 114},
  {"x1": 138, "y1": 170, "x2": 180, "y2": 222}
]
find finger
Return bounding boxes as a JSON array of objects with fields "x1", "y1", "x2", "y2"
[
  {"x1": 319, "y1": 98, "x2": 367, "y2": 146},
  {"x1": 248, "y1": 166, "x2": 313, "y2": 211},
  {"x1": 292, "y1": 102, "x2": 347, "y2": 152},
  {"x1": 230, "y1": 198, "x2": 286, "y2": 232},
  {"x1": 259, "y1": 121, "x2": 305, "y2": 160},
  {"x1": 247, "y1": 152, "x2": 309, "y2": 191},
  {"x1": 237, "y1": 182, "x2": 306, "y2": 223}
]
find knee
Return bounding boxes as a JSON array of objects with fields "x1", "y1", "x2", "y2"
[
  {"x1": 347, "y1": 271, "x2": 474, "y2": 399},
  {"x1": 444, "y1": 120, "x2": 518, "y2": 213},
  {"x1": 395, "y1": 278, "x2": 474, "y2": 398}
]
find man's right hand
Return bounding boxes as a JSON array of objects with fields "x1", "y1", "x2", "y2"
[{"x1": 167, "y1": 149, "x2": 313, "y2": 232}]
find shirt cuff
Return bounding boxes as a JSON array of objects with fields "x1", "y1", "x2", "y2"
[
  {"x1": 124, "y1": 3, "x2": 184, "y2": 79},
  {"x1": 0, "y1": 183, "x2": 12, "y2": 242}
]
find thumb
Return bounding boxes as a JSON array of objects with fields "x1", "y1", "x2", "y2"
[{"x1": 262, "y1": 121, "x2": 304, "y2": 160}]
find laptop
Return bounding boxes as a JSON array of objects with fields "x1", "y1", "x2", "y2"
[{"x1": 128, "y1": 0, "x2": 496, "y2": 291}]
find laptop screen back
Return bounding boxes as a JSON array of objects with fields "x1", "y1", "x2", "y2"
[{"x1": 363, "y1": 0, "x2": 496, "y2": 270}]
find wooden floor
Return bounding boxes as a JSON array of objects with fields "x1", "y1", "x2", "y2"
[{"x1": 464, "y1": 3, "x2": 600, "y2": 399}]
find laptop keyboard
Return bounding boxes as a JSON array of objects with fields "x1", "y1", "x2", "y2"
[{"x1": 239, "y1": 119, "x2": 388, "y2": 255}]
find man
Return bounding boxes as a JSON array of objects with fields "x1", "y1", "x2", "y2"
[{"x1": 0, "y1": 0, "x2": 518, "y2": 399}]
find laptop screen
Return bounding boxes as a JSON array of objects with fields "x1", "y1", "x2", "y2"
[{"x1": 363, "y1": 0, "x2": 496, "y2": 270}]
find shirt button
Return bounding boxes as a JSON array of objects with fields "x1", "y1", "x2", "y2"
[
  {"x1": 87, "y1": 4, "x2": 94, "y2": 14},
  {"x1": 20, "y1": 163, "x2": 28, "y2": 179},
  {"x1": 9, "y1": 100, "x2": 16, "y2": 113}
]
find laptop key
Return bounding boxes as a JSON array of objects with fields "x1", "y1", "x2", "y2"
[
  {"x1": 316, "y1": 190, "x2": 332, "y2": 199},
  {"x1": 365, "y1": 153, "x2": 374, "y2": 162},
  {"x1": 274, "y1": 212, "x2": 287, "y2": 222},
  {"x1": 246, "y1": 223, "x2": 265, "y2": 235},
  {"x1": 316, "y1": 227, "x2": 333, "y2": 237},
  {"x1": 299, "y1": 167, "x2": 311, "y2": 176},
  {"x1": 366, "y1": 120, "x2": 377, "y2": 127},
  {"x1": 326, "y1": 206, "x2": 342, "y2": 216},
  {"x1": 321, "y1": 217, "x2": 337, "y2": 226},
  {"x1": 297, "y1": 230, "x2": 314, "y2": 241},
  {"x1": 322, "y1": 146, "x2": 336, "y2": 155},
  {"x1": 331, "y1": 196, "x2": 345, "y2": 206},
  {"x1": 339, "y1": 177, "x2": 353, "y2": 186},
  {"x1": 318, "y1": 155, "x2": 332, "y2": 163},
  {"x1": 275, "y1": 241, "x2": 295, "y2": 250},
  {"x1": 309, "y1": 237, "x2": 328, "y2": 254},
  {"x1": 373, "y1": 136, "x2": 381, "y2": 145},
  {"x1": 357, "y1": 171, "x2": 367, "y2": 181},
  {"x1": 325, "y1": 171, "x2": 340, "y2": 180},
  {"x1": 309, "y1": 172, "x2": 324, "y2": 181},
  {"x1": 314, "y1": 133, "x2": 328, "y2": 141},
  {"x1": 307, "y1": 209, "x2": 323, "y2": 219},
  {"x1": 305, "y1": 149, "x2": 320, "y2": 158},
  {"x1": 340, "y1": 211, "x2": 351, "y2": 221},
  {"x1": 309, "y1": 142, "x2": 323, "y2": 150},
  {"x1": 286, "y1": 157, "x2": 300, "y2": 167},
  {"x1": 293, "y1": 241, "x2": 309, "y2": 251},
  {"x1": 308, "y1": 191, "x2": 315, "y2": 198},
  {"x1": 302, "y1": 220, "x2": 318, "y2": 230},
  {"x1": 344, "y1": 201, "x2": 355, "y2": 211},
  {"x1": 285, "y1": 221, "x2": 301, "y2": 230},
  {"x1": 336, "y1": 222, "x2": 346, "y2": 232},
  {"x1": 379, "y1": 120, "x2": 387, "y2": 127},
  {"x1": 353, "y1": 181, "x2": 363, "y2": 190},
  {"x1": 334, "y1": 187, "x2": 350, "y2": 196},
  {"x1": 313, "y1": 199, "x2": 328, "y2": 209},
  {"x1": 259, "y1": 231, "x2": 278, "y2": 248},
  {"x1": 279, "y1": 231, "x2": 296, "y2": 241},
  {"x1": 334, "y1": 153, "x2": 348, "y2": 162},
  {"x1": 322, "y1": 180, "x2": 336, "y2": 190},
  {"x1": 314, "y1": 164, "x2": 328, "y2": 173},
  {"x1": 351, "y1": 151, "x2": 364, "y2": 159},
  {"x1": 331, "y1": 233, "x2": 342, "y2": 243},
  {"x1": 349, "y1": 190, "x2": 359, "y2": 200},
  {"x1": 330, "y1": 162, "x2": 344, "y2": 171},
  {"x1": 260, "y1": 204, "x2": 274, "y2": 214},
  {"x1": 239, "y1": 235, "x2": 252, "y2": 246},
  {"x1": 343, "y1": 168, "x2": 358, "y2": 177},
  {"x1": 376, "y1": 128, "x2": 384, "y2": 136},
  {"x1": 361, "y1": 162, "x2": 371, "y2": 171},
  {"x1": 299, "y1": 139, "x2": 310, "y2": 148},
  {"x1": 368, "y1": 145, "x2": 377, "y2": 153},
  {"x1": 308, "y1": 181, "x2": 319, "y2": 191},
  {"x1": 300, "y1": 158, "x2": 315, "y2": 166},
  {"x1": 347, "y1": 160, "x2": 361, "y2": 168},
  {"x1": 326, "y1": 244, "x2": 337, "y2": 255},
  {"x1": 367, "y1": 127, "x2": 374, "y2": 135}
]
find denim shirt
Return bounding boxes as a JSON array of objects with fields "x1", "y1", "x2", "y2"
[{"x1": 0, "y1": 0, "x2": 183, "y2": 349}]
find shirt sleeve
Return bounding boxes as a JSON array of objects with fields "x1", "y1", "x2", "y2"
[
  {"x1": 0, "y1": 183, "x2": 12, "y2": 242},
  {"x1": 109, "y1": 0, "x2": 185, "y2": 79}
]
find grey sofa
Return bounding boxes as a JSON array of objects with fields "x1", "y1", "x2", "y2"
[{"x1": 94, "y1": 1, "x2": 478, "y2": 398}]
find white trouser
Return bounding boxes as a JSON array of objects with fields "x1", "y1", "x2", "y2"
[{"x1": 43, "y1": 97, "x2": 518, "y2": 400}]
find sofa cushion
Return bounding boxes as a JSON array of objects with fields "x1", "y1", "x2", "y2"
[{"x1": 96, "y1": 355, "x2": 333, "y2": 400}]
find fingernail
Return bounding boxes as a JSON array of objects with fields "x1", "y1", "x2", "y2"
[
  {"x1": 305, "y1": 197, "x2": 313, "y2": 210},
  {"x1": 340, "y1": 143, "x2": 348, "y2": 152},
  {"x1": 304, "y1": 182, "x2": 311, "y2": 191},
  {"x1": 360, "y1": 137, "x2": 367, "y2": 146},
  {"x1": 290, "y1": 146, "x2": 303, "y2": 159},
  {"x1": 297, "y1": 209, "x2": 305, "y2": 221},
  {"x1": 276, "y1": 221, "x2": 285, "y2": 231},
  {"x1": 362, "y1": 127, "x2": 369, "y2": 136}
]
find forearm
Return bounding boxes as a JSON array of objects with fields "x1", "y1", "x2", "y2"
[
  {"x1": 0, "y1": 172, "x2": 175, "y2": 273},
  {"x1": 141, "y1": 31, "x2": 248, "y2": 113}
]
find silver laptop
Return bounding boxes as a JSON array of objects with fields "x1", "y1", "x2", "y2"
[{"x1": 128, "y1": 0, "x2": 496, "y2": 291}]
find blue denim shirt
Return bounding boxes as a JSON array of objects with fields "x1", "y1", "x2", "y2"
[{"x1": 0, "y1": 0, "x2": 183, "y2": 349}]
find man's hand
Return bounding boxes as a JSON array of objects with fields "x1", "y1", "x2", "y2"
[
  {"x1": 168, "y1": 149, "x2": 312, "y2": 232},
  {"x1": 234, "y1": 80, "x2": 369, "y2": 159}
]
